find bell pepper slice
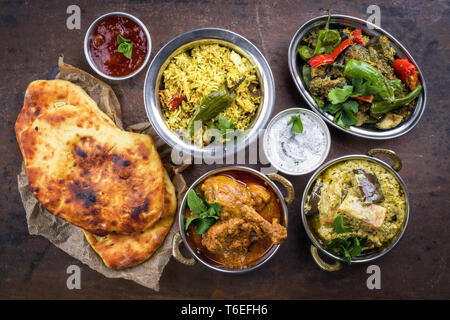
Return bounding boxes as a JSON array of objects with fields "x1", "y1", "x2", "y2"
[
  {"x1": 351, "y1": 28, "x2": 365, "y2": 45},
  {"x1": 353, "y1": 95, "x2": 374, "y2": 103},
  {"x1": 168, "y1": 91, "x2": 186, "y2": 111},
  {"x1": 308, "y1": 54, "x2": 334, "y2": 68},
  {"x1": 331, "y1": 38, "x2": 351, "y2": 60},
  {"x1": 370, "y1": 85, "x2": 422, "y2": 115},
  {"x1": 392, "y1": 58, "x2": 418, "y2": 90}
]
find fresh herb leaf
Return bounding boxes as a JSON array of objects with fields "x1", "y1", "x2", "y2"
[
  {"x1": 185, "y1": 190, "x2": 221, "y2": 234},
  {"x1": 287, "y1": 114, "x2": 303, "y2": 133},
  {"x1": 206, "y1": 202, "x2": 221, "y2": 216},
  {"x1": 184, "y1": 216, "x2": 198, "y2": 231},
  {"x1": 325, "y1": 100, "x2": 360, "y2": 130},
  {"x1": 117, "y1": 34, "x2": 133, "y2": 59},
  {"x1": 342, "y1": 100, "x2": 359, "y2": 114},
  {"x1": 217, "y1": 116, "x2": 236, "y2": 135},
  {"x1": 350, "y1": 78, "x2": 377, "y2": 98},
  {"x1": 323, "y1": 103, "x2": 343, "y2": 114},
  {"x1": 196, "y1": 217, "x2": 217, "y2": 234},
  {"x1": 349, "y1": 237, "x2": 362, "y2": 257},
  {"x1": 341, "y1": 109, "x2": 359, "y2": 127},
  {"x1": 326, "y1": 235, "x2": 365, "y2": 264},
  {"x1": 186, "y1": 189, "x2": 207, "y2": 214},
  {"x1": 328, "y1": 85, "x2": 353, "y2": 104},
  {"x1": 332, "y1": 216, "x2": 353, "y2": 233},
  {"x1": 326, "y1": 237, "x2": 350, "y2": 249}
]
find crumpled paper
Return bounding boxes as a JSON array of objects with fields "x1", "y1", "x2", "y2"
[{"x1": 16, "y1": 58, "x2": 189, "y2": 291}]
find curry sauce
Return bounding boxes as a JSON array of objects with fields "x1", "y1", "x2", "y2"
[{"x1": 185, "y1": 172, "x2": 285, "y2": 269}]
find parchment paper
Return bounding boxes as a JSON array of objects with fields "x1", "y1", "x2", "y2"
[{"x1": 17, "y1": 58, "x2": 189, "y2": 291}]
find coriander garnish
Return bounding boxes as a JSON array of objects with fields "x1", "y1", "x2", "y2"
[
  {"x1": 117, "y1": 34, "x2": 133, "y2": 59},
  {"x1": 287, "y1": 114, "x2": 303, "y2": 133},
  {"x1": 184, "y1": 189, "x2": 221, "y2": 234}
]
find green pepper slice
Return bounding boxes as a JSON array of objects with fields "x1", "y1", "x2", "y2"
[
  {"x1": 344, "y1": 59, "x2": 395, "y2": 102},
  {"x1": 187, "y1": 77, "x2": 245, "y2": 137},
  {"x1": 370, "y1": 85, "x2": 422, "y2": 115}
]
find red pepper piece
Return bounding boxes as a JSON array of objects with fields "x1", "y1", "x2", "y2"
[
  {"x1": 353, "y1": 95, "x2": 374, "y2": 103},
  {"x1": 392, "y1": 59, "x2": 418, "y2": 90},
  {"x1": 331, "y1": 38, "x2": 351, "y2": 60},
  {"x1": 167, "y1": 91, "x2": 186, "y2": 111},
  {"x1": 308, "y1": 54, "x2": 334, "y2": 68},
  {"x1": 308, "y1": 29, "x2": 365, "y2": 68},
  {"x1": 351, "y1": 28, "x2": 365, "y2": 45}
]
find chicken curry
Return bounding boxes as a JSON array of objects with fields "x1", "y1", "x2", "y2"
[{"x1": 184, "y1": 172, "x2": 287, "y2": 269}]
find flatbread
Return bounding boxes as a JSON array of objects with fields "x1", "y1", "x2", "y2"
[
  {"x1": 17, "y1": 103, "x2": 165, "y2": 235},
  {"x1": 15, "y1": 80, "x2": 116, "y2": 153},
  {"x1": 84, "y1": 170, "x2": 177, "y2": 269}
]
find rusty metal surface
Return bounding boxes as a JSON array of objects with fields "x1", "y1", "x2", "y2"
[{"x1": 0, "y1": 0, "x2": 449, "y2": 299}]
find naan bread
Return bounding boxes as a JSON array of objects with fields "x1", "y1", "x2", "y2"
[
  {"x1": 15, "y1": 80, "x2": 116, "y2": 153},
  {"x1": 17, "y1": 103, "x2": 165, "y2": 235},
  {"x1": 84, "y1": 170, "x2": 177, "y2": 269}
]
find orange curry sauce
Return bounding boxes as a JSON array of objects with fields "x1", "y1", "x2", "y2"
[
  {"x1": 185, "y1": 172, "x2": 284, "y2": 270},
  {"x1": 88, "y1": 15, "x2": 148, "y2": 77}
]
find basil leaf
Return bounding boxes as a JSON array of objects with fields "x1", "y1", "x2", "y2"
[
  {"x1": 287, "y1": 114, "x2": 303, "y2": 133},
  {"x1": 326, "y1": 237, "x2": 350, "y2": 249},
  {"x1": 342, "y1": 246, "x2": 352, "y2": 264},
  {"x1": 206, "y1": 202, "x2": 221, "y2": 217},
  {"x1": 350, "y1": 78, "x2": 377, "y2": 97},
  {"x1": 117, "y1": 34, "x2": 133, "y2": 59},
  {"x1": 341, "y1": 109, "x2": 359, "y2": 127},
  {"x1": 328, "y1": 85, "x2": 353, "y2": 104},
  {"x1": 323, "y1": 103, "x2": 343, "y2": 114},
  {"x1": 349, "y1": 237, "x2": 362, "y2": 257},
  {"x1": 187, "y1": 189, "x2": 207, "y2": 214},
  {"x1": 117, "y1": 34, "x2": 131, "y2": 44},
  {"x1": 184, "y1": 217, "x2": 198, "y2": 231},
  {"x1": 196, "y1": 217, "x2": 217, "y2": 234},
  {"x1": 332, "y1": 216, "x2": 352, "y2": 234},
  {"x1": 342, "y1": 100, "x2": 359, "y2": 114}
]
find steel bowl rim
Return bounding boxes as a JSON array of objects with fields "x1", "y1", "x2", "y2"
[
  {"x1": 288, "y1": 14, "x2": 427, "y2": 140},
  {"x1": 300, "y1": 153, "x2": 410, "y2": 264},
  {"x1": 178, "y1": 165, "x2": 289, "y2": 274},
  {"x1": 263, "y1": 107, "x2": 331, "y2": 176},
  {"x1": 143, "y1": 27, "x2": 275, "y2": 158},
  {"x1": 83, "y1": 11, "x2": 152, "y2": 81}
]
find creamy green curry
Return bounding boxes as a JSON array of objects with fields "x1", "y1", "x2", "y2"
[{"x1": 305, "y1": 159, "x2": 407, "y2": 263}]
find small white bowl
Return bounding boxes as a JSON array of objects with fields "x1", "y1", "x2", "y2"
[
  {"x1": 263, "y1": 108, "x2": 331, "y2": 176},
  {"x1": 84, "y1": 12, "x2": 152, "y2": 80}
]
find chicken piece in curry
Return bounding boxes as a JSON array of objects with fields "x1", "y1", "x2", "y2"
[{"x1": 185, "y1": 173, "x2": 287, "y2": 269}]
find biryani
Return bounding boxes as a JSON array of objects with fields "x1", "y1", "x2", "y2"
[
  {"x1": 305, "y1": 159, "x2": 407, "y2": 263},
  {"x1": 159, "y1": 44, "x2": 261, "y2": 145}
]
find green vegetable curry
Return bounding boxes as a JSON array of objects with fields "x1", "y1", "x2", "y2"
[{"x1": 298, "y1": 14, "x2": 422, "y2": 130}]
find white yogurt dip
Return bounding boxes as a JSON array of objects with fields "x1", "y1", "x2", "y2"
[{"x1": 263, "y1": 108, "x2": 330, "y2": 175}]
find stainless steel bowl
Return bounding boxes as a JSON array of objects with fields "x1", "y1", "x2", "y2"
[
  {"x1": 172, "y1": 166, "x2": 294, "y2": 273},
  {"x1": 144, "y1": 28, "x2": 275, "y2": 159},
  {"x1": 84, "y1": 12, "x2": 152, "y2": 80},
  {"x1": 288, "y1": 15, "x2": 427, "y2": 140},
  {"x1": 300, "y1": 148, "x2": 410, "y2": 271}
]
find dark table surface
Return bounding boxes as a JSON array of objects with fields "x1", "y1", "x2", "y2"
[{"x1": 1, "y1": 0, "x2": 449, "y2": 299}]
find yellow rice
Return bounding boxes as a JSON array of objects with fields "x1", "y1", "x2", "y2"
[{"x1": 160, "y1": 44, "x2": 261, "y2": 137}]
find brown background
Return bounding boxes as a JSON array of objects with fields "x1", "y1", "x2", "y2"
[{"x1": 0, "y1": 0, "x2": 449, "y2": 299}]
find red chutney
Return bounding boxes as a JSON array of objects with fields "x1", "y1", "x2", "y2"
[{"x1": 88, "y1": 15, "x2": 148, "y2": 77}]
